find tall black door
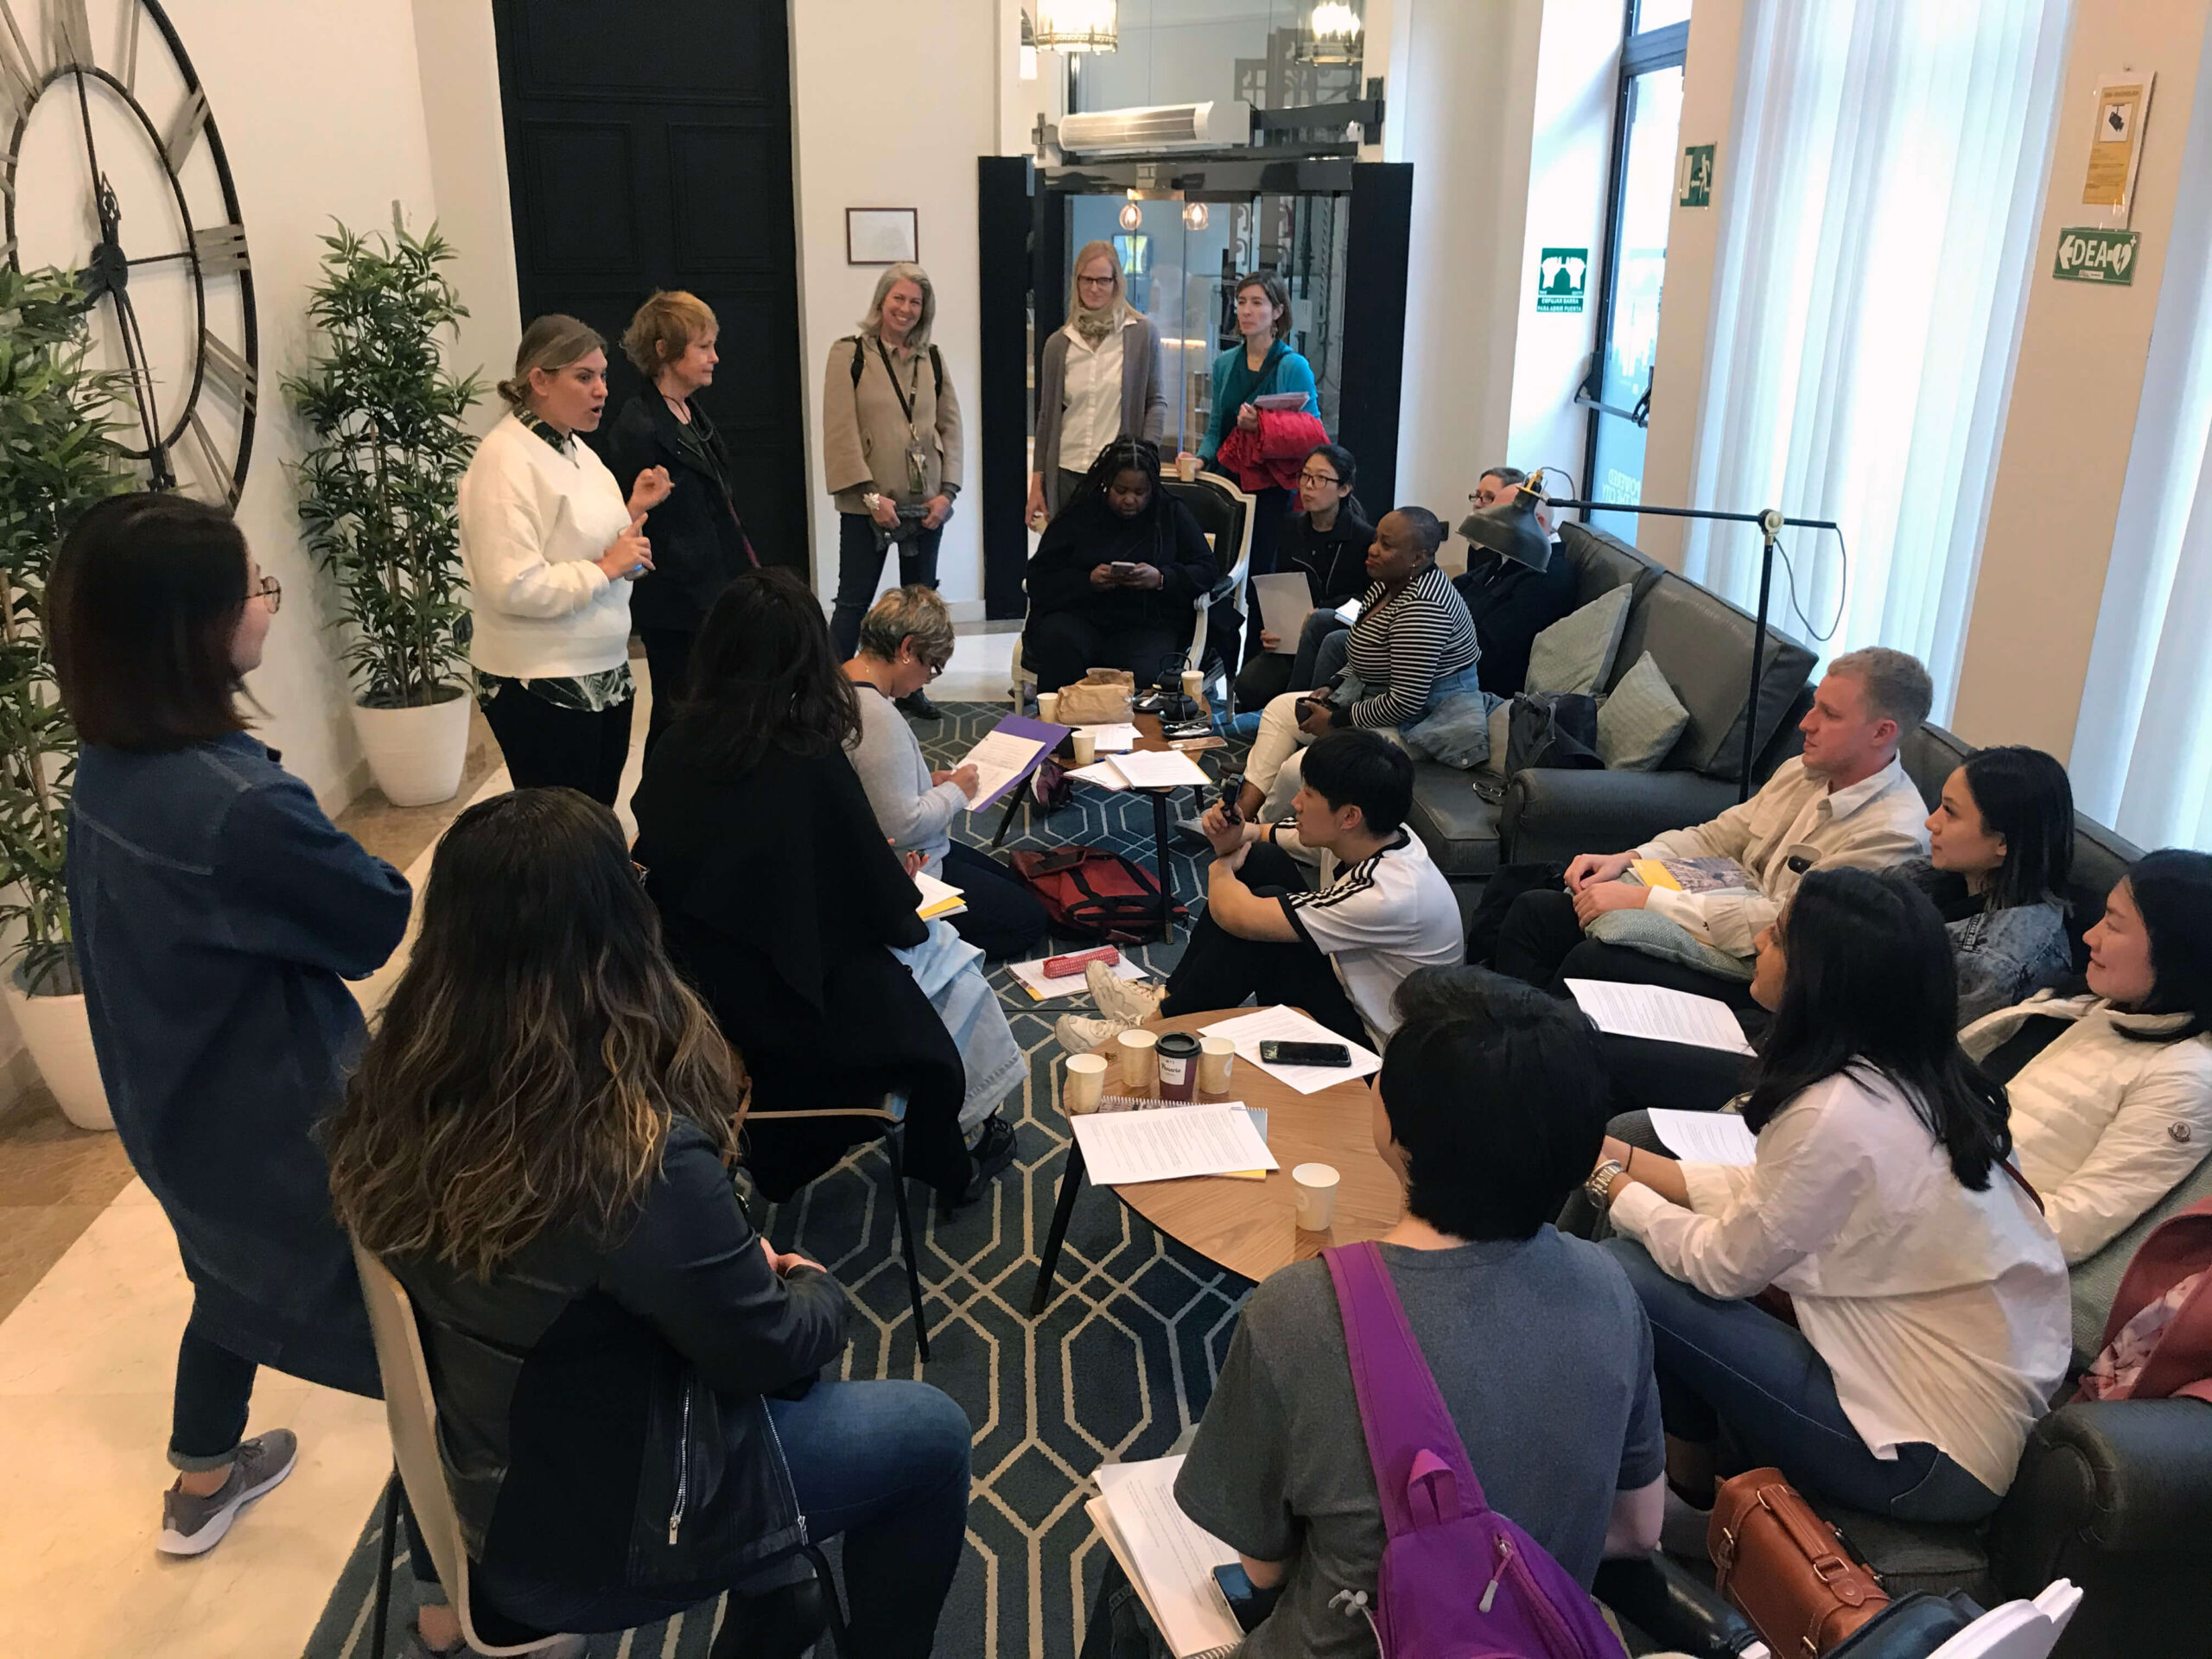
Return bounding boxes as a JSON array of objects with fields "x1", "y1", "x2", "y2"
[{"x1": 491, "y1": 1, "x2": 809, "y2": 572}]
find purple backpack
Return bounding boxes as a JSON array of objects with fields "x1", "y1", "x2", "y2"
[{"x1": 1324, "y1": 1243, "x2": 1624, "y2": 1659}]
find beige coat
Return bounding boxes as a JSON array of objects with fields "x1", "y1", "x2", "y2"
[{"x1": 821, "y1": 334, "x2": 963, "y2": 513}]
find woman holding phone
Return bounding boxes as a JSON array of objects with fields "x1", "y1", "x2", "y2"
[{"x1": 459, "y1": 315, "x2": 672, "y2": 804}]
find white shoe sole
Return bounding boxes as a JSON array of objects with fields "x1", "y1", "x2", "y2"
[{"x1": 157, "y1": 1442, "x2": 300, "y2": 1556}]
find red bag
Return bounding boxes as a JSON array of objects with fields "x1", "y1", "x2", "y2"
[
  {"x1": 1008, "y1": 848, "x2": 1184, "y2": 944},
  {"x1": 2075, "y1": 1196, "x2": 2212, "y2": 1407}
]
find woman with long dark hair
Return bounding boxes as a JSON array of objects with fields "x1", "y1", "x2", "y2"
[
  {"x1": 1020, "y1": 436, "x2": 1217, "y2": 695},
  {"x1": 1590, "y1": 868, "x2": 2069, "y2": 1524},
  {"x1": 1916, "y1": 744, "x2": 2076, "y2": 1024},
  {"x1": 632, "y1": 569, "x2": 1020, "y2": 1205},
  {"x1": 327, "y1": 789, "x2": 970, "y2": 1658},
  {"x1": 51, "y1": 494, "x2": 413, "y2": 1558},
  {"x1": 1961, "y1": 848, "x2": 2212, "y2": 1262}
]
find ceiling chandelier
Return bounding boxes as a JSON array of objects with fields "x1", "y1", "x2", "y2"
[
  {"x1": 1033, "y1": 0, "x2": 1118, "y2": 54},
  {"x1": 1303, "y1": 2, "x2": 1363, "y2": 65}
]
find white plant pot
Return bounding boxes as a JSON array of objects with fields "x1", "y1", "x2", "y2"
[
  {"x1": 352, "y1": 688, "x2": 473, "y2": 807},
  {"x1": 3, "y1": 974, "x2": 111, "y2": 1132}
]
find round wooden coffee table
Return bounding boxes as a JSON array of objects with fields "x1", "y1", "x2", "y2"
[{"x1": 1028, "y1": 1011, "x2": 1403, "y2": 1310}]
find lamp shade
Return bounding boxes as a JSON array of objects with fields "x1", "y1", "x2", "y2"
[
  {"x1": 1034, "y1": 0, "x2": 1117, "y2": 52},
  {"x1": 1458, "y1": 485, "x2": 1553, "y2": 572}
]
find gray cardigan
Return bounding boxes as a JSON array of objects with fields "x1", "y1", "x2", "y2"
[
  {"x1": 846, "y1": 683, "x2": 967, "y2": 874},
  {"x1": 1034, "y1": 315, "x2": 1168, "y2": 510}
]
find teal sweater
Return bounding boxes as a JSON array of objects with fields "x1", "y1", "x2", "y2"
[{"x1": 1198, "y1": 342, "x2": 1318, "y2": 465}]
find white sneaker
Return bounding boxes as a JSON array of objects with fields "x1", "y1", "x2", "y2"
[
  {"x1": 1087, "y1": 960, "x2": 1166, "y2": 1027},
  {"x1": 1056, "y1": 1012, "x2": 1134, "y2": 1055}
]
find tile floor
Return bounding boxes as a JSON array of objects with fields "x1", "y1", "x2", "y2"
[{"x1": 0, "y1": 620, "x2": 1020, "y2": 1659}]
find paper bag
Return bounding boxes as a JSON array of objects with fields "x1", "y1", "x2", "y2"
[{"x1": 1056, "y1": 668, "x2": 1136, "y2": 726}]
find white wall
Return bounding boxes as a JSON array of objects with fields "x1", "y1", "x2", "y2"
[{"x1": 790, "y1": 0, "x2": 1001, "y2": 618}]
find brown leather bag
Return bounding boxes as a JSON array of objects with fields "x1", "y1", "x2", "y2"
[{"x1": 1708, "y1": 1468, "x2": 1891, "y2": 1656}]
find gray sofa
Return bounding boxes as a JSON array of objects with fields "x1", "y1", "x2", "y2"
[{"x1": 1410, "y1": 523, "x2": 1820, "y2": 887}]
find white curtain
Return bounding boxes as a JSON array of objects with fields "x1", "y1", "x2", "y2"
[
  {"x1": 1678, "y1": 0, "x2": 2070, "y2": 718},
  {"x1": 2069, "y1": 48, "x2": 2212, "y2": 855}
]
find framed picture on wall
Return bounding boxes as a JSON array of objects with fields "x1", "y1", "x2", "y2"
[{"x1": 847, "y1": 208, "x2": 919, "y2": 264}]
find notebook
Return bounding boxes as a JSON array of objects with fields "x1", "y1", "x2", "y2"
[
  {"x1": 913, "y1": 873, "x2": 966, "y2": 919},
  {"x1": 1088, "y1": 1457, "x2": 1243, "y2": 1659},
  {"x1": 1630, "y1": 855, "x2": 1753, "y2": 894}
]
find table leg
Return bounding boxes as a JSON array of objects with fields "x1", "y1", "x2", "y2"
[
  {"x1": 990, "y1": 772, "x2": 1033, "y2": 851},
  {"x1": 1151, "y1": 788, "x2": 1173, "y2": 941},
  {"x1": 1029, "y1": 1140, "x2": 1088, "y2": 1316}
]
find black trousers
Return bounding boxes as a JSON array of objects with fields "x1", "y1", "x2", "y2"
[
  {"x1": 171, "y1": 1313, "x2": 257, "y2": 1469},
  {"x1": 1494, "y1": 887, "x2": 1762, "y2": 1013},
  {"x1": 1160, "y1": 841, "x2": 1368, "y2": 1046},
  {"x1": 1024, "y1": 611, "x2": 1187, "y2": 696},
  {"x1": 481, "y1": 682, "x2": 635, "y2": 807},
  {"x1": 831, "y1": 511, "x2": 942, "y2": 661},
  {"x1": 941, "y1": 841, "x2": 1048, "y2": 961},
  {"x1": 637, "y1": 626, "x2": 694, "y2": 756}
]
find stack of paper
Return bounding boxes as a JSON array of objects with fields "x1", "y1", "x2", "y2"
[
  {"x1": 1081, "y1": 722, "x2": 1141, "y2": 753},
  {"x1": 1069, "y1": 760, "x2": 1131, "y2": 791},
  {"x1": 1251, "y1": 572, "x2": 1316, "y2": 652},
  {"x1": 1202, "y1": 1005, "x2": 1381, "y2": 1094},
  {"x1": 1088, "y1": 1458, "x2": 1243, "y2": 1659},
  {"x1": 1007, "y1": 954, "x2": 1151, "y2": 1002},
  {"x1": 1647, "y1": 1109, "x2": 1759, "y2": 1166},
  {"x1": 913, "y1": 873, "x2": 966, "y2": 919},
  {"x1": 1565, "y1": 980, "x2": 1753, "y2": 1054},
  {"x1": 1070, "y1": 1103, "x2": 1278, "y2": 1185},
  {"x1": 1109, "y1": 749, "x2": 1212, "y2": 791}
]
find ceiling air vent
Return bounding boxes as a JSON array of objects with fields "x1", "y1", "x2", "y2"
[{"x1": 1058, "y1": 100, "x2": 1253, "y2": 157}]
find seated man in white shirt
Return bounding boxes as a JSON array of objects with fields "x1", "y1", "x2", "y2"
[
  {"x1": 1495, "y1": 646, "x2": 1935, "y2": 1008},
  {"x1": 1057, "y1": 729, "x2": 1465, "y2": 1053}
]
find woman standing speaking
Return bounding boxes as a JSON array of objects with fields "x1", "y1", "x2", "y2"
[
  {"x1": 823, "y1": 263, "x2": 963, "y2": 715},
  {"x1": 1029, "y1": 240, "x2": 1166, "y2": 524},
  {"x1": 459, "y1": 315, "x2": 672, "y2": 804}
]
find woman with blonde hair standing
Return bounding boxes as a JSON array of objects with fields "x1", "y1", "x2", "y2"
[
  {"x1": 1028, "y1": 240, "x2": 1166, "y2": 526},
  {"x1": 823, "y1": 263, "x2": 963, "y2": 715},
  {"x1": 459, "y1": 315, "x2": 673, "y2": 802}
]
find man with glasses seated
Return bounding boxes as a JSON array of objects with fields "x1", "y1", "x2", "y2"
[
  {"x1": 1454, "y1": 466, "x2": 1579, "y2": 697},
  {"x1": 844, "y1": 586, "x2": 1048, "y2": 960}
]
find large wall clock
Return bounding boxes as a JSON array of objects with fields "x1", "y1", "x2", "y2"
[{"x1": 3, "y1": 0, "x2": 257, "y2": 507}]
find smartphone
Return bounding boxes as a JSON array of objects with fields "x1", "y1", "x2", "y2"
[
  {"x1": 1219, "y1": 773, "x2": 1244, "y2": 825},
  {"x1": 1109, "y1": 560, "x2": 1141, "y2": 578},
  {"x1": 1211, "y1": 1562, "x2": 1281, "y2": 1634},
  {"x1": 1259, "y1": 1039, "x2": 1352, "y2": 1067}
]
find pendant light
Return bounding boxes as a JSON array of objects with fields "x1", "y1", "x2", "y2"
[{"x1": 1033, "y1": 0, "x2": 1118, "y2": 53}]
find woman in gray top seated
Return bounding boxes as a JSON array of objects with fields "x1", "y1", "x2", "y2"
[
  {"x1": 1082, "y1": 968, "x2": 1664, "y2": 1659},
  {"x1": 843, "y1": 587, "x2": 1047, "y2": 961}
]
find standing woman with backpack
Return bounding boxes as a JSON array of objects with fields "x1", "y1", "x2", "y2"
[{"x1": 823, "y1": 262, "x2": 963, "y2": 714}]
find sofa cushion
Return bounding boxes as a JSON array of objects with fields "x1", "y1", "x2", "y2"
[
  {"x1": 1598, "y1": 651, "x2": 1692, "y2": 772},
  {"x1": 1558, "y1": 522, "x2": 1665, "y2": 610},
  {"x1": 1612, "y1": 571, "x2": 1816, "y2": 779},
  {"x1": 1526, "y1": 585, "x2": 1634, "y2": 697},
  {"x1": 1407, "y1": 760, "x2": 1504, "y2": 878}
]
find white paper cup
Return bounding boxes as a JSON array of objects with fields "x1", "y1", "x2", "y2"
[
  {"x1": 1176, "y1": 453, "x2": 1200, "y2": 482},
  {"x1": 1116, "y1": 1027, "x2": 1158, "y2": 1092},
  {"x1": 1038, "y1": 691, "x2": 1060, "y2": 724},
  {"x1": 1198, "y1": 1034, "x2": 1236, "y2": 1094},
  {"x1": 1180, "y1": 669, "x2": 1205, "y2": 704},
  {"x1": 1292, "y1": 1162, "x2": 1340, "y2": 1232},
  {"x1": 1071, "y1": 729, "x2": 1098, "y2": 766},
  {"x1": 1065, "y1": 1052, "x2": 1108, "y2": 1115}
]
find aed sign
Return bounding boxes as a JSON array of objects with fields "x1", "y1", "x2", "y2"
[{"x1": 2052, "y1": 226, "x2": 2139, "y2": 285}]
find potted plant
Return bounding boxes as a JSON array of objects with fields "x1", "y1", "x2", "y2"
[
  {"x1": 0, "y1": 266, "x2": 132, "y2": 1130},
  {"x1": 287, "y1": 221, "x2": 483, "y2": 805}
]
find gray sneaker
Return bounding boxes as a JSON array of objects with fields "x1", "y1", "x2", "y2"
[{"x1": 158, "y1": 1428, "x2": 299, "y2": 1556}]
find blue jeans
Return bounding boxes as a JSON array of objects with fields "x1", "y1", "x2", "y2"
[
  {"x1": 478, "y1": 1380, "x2": 971, "y2": 1656},
  {"x1": 1601, "y1": 1239, "x2": 2003, "y2": 1523}
]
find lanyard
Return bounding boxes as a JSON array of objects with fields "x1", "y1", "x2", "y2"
[{"x1": 875, "y1": 338, "x2": 922, "y2": 429}]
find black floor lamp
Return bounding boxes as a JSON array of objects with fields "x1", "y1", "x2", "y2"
[{"x1": 1460, "y1": 474, "x2": 1840, "y2": 803}]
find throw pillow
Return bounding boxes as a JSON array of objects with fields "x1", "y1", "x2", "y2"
[
  {"x1": 1596, "y1": 651, "x2": 1691, "y2": 771},
  {"x1": 1583, "y1": 907, "x2": 1757, "y2": 982},
  {"x1": 1524, "y1": 584, "x2": 1633, "y2": 697}
]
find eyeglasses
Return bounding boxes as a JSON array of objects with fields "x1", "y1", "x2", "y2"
[
  {"x1": 1077, "y1": 274, "x2": 1117, "y2": 289},
  {"x1": 1297, "y1": 471, "x2": 1341, "y2": 488},
  {"x1": 923, "y1": 656, "x2": 949, "y2": 680},
  {"x1": 251, "y1": 575, "x2": 283, "y2": 613}
]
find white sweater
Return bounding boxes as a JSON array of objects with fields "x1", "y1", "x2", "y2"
[
  {"x1": 1611, "y1": 1069, "x2": 2070, "y2": 1495},
  {"x1": 457, "y1": 413, "x2": 635, "y2": 678},
  {"x1": 1960, "y1": 992, "x2": 2212, "y2": 1263}
]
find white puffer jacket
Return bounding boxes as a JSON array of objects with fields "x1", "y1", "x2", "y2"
[{"x1": 1961, "y1": 991, "x2": 2212, "y2": 1263}]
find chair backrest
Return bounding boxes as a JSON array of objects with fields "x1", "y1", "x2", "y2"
[
  {"x1": 350, "y1": 1237, "x2": 566, "y2": 1657},
  {"x1": 1164, "y1": 471, "x2": 1256, "y2": 596}
]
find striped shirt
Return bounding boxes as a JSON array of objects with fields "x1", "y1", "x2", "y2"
[
  {"x1": 1342, "y1": 564, "x2": 1480, "y2": 728},
  {"x1": 1275, "y1": 828, "x2": 1465, "y2": 1045}
]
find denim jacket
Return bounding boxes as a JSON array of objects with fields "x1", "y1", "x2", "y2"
[{"x1": 67, "y1": 734, "x2": 411, "y2": 1391}]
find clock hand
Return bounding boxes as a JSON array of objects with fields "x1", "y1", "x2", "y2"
[{"x1": 103, "y1": 282, "x2": 170, "y2": 481}]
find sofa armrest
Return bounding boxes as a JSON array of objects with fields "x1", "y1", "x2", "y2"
[
  {"x1": 1499, "y1": 767, "x2": 1745, "y2": 866},
  {"x1": 1992, "y1": 1399, "x2": 2212, "y2": 1576}
]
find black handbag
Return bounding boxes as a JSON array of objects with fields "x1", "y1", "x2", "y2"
[{"x1": 1505, "y1": 690, "x2": 1602, "y2": 772}]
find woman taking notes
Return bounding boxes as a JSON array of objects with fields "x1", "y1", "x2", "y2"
[
  {"x1": 459, "y1": 315, "x2": 672, "y2": 804},
  {"x1": 1029, "y1": 241, "x2": 1166, "y2": 524},
  {"x1": 52, "y1": 496, "x2": 414, "y2": 1559}
]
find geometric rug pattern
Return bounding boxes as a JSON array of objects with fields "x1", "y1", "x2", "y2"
[{"x1": 302, "y1": 701, "x2": 1259, "y2": 1659}]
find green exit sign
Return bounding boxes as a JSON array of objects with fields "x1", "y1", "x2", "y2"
[
  {"x1": 1679, "y1": 143, "x2": 1715, "y2": 207},
  {"x1": 2052, "y1": 226, "x2": 2140, "y2": 284}
]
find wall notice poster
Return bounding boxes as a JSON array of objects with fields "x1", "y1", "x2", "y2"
[
  {"x1": 1536, "y1": 249, "x2": 1588, "y2": 313},
  {"x1": 2082, "y1": 74, "x2": 2153, "y2": 219}
]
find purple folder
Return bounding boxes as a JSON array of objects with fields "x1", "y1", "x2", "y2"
[{"x1": 967, "y1": 715, "x2": 1071, "y2": 812}]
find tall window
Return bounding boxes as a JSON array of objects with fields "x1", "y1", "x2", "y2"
[
  {"x1": 1584, "y1": 3, "x2": 1690, "y2": 540},
  {"x1": 1676, "y1": 0, "x2": 2071, "y2": 712}
]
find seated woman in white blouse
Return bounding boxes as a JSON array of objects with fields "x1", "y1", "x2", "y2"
[
  {"x1": 1961, "y1": 849, "x2": 2212, "y2": 1263},
  {"x1": 1592, "y1": 868, "x2": 2069, "y2": 1525}
]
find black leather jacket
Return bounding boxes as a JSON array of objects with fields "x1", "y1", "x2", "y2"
[{"x1": 391, "y1": 1120, "x2": 850, "y2": 1591}]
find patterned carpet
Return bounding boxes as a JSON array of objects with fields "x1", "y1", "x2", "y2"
[{"x1": 303, "y1": 702, "x2": 1255, "y2": 1659}]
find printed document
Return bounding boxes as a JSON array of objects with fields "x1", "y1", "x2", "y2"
[
  {"x1": 1088, "y1": 1457, "x2": 1242, "y2": 1659},
  {"x1": 1070, "y1": 1103, "x2": 1279, "y2": 1185},
  {"x1": 1200, "y1": 1005, "x2": 1382, "y2": 1094},
  {"x1": 1107, "y1": 749, "x2": 1212, "y2": 790},
  {"x1": 957, "y1": 728, "x2": 1047, "y2": 810},
  {"x1": 1566, "y1": 980, "x2": 1753, "y2": 1054},
  {"x1": 1648, "y1": 1109, "x2": 1759, "y2": 1166},
  {"x1": 1251, "y1": 572, "x2": 1316, "y2": 653}
]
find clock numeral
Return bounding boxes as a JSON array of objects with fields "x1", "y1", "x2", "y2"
[
  {"x1": 200, "y1": 329, "x2": 255, "y2": 412},
  {"x1": 50, "y1": 0, "x2": 92, "y2": 67},
  {"x1": 192, "y1": 221, "x2": 251, "y2": 276},
  {"x1": 184, "y1": 411, "x2": 239, "y2": 507},
  {"x1": 0, "y1": 4, "x2": 38, "y2": 119},
  {"x1": 162, "y1": 85, "x2": 209, "y2": 172},
  {"x1": 118, "y1": 0, "x2": 140, "y2": 92}
]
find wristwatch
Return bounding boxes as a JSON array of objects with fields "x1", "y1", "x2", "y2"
[{"x1": 1584, "y1": 1159, "x2": 1628, "y2": 1208}]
